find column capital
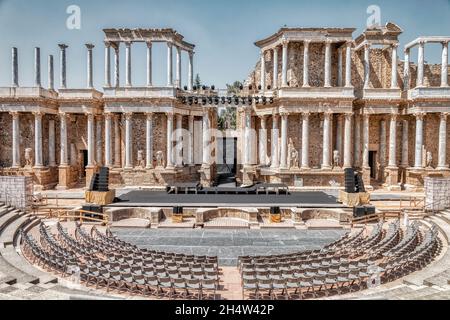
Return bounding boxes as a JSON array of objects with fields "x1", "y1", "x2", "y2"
[
  {"x1": 166, "y1": 111, "x2": 175, "y2": 118},
  {"x1": 32, "y1": 111, "x2": 44, "y2": 118},
  {"x1": 258, "y1": 114, "x2": 268, "y2": 121},
  {"x1": 124, "y1": 112, "x2": 133, "y2": 120},
  {"x1": 363, "y1": 42, "x2": 371, "y2": 50},
  {"x1": 414, "y1": 112, "x2": 426, "y2": 120},
  {"x1": 302, "y1": 112, "x2": 311, "y2": 119},
  {"x1": 344, "y1": 113, "x2": 353, "y2": 121},
  {"x1": 124, "y1": 41, "x2": 132, "y2": 48},
  {"x1": 167, "y1": 41, "x2": 173, "y2": 48},
  {"x1": 390, "y1": 113, "x2": 398, "y2": 121},
  {"x1": 145, "y1": 112, "x2": 154, "y2": 120},
  {"x1": 9, "y1": 111, "x2": 20, "y2": 119},
  {"x1": 282, "y1": 39, "x2": 289, "y2": 47},
  {"x1": 442, "y1": 41, "x2": 449, "y2": 47},
  {"x1": 440, "y1": 112, "x2": 449, "y2": 121},
  {"x1": 418, "y1": 40, "x2": 426, "y2": 46},
  {"x1": 346, "y1": 41, "x2": 353, "y2": 48},
  {"x1": 280, "y1": 111, "x2": 290, "y2": 117},
  {"x1": 104, "y1": 112, "x2": 113, "y2": 120},
  {"x1": 325, "y1": 39, "x2": 333, "y2": 46},
  {"x1": 146, "y1": 41, "x2": 153, "y2": 48},
  {"x1": 303, "y1": 40, "x2": 311, "y2": 48},
  {"x1": 391, "y1": 43, "x2": 399, "y2": 49},
  {"x1": 272, "y1": 112, "x2": 280, "y2": 120},
  {"x1": 104, "y1": 41, "x2": 112, "y2": 48},
  {"x1": 188, "y1": 50, "x2": 194, "y2": 58},
  {"x1": 323, "y1": 112, "x2": 333, "y2": 120},
  {"x1": 58, "y1": 44, "x2": 68, "y2": 50},
  {"x1": 86, "y1": 112, "x2": 95, "y2": 120},
  {"x1": 85, "y1": 43, "x2": 95, "y2": 50}
]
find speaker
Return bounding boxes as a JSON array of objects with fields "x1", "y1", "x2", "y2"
[
  {"x1": 365, "y1": 206, "x2": 376, "y2": 215},
  {"x1": 353, "y1": 206, "x2": 366, "y2": 218},
  {"x1": 173, "y1": 207, "x2": 183, "y2": 214},
  {"x1": 270, "y1": 207, "x2": 281, "y2": 214}
]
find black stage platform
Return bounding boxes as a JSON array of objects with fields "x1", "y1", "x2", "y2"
[{"x1": 110, "y1": 191, "x2": 343, "y2": 208}]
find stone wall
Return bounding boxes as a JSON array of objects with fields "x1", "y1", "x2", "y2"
[
  {"x1": 0, "y1": 176, "x2": 33, "y2": 209},
  {"x1": 425, "y1": 177, "x2": 450, "y2": 211}
]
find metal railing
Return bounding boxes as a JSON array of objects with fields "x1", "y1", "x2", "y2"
[{"x1": 55, "y1": 209, "x2": 109, "y2": 225}]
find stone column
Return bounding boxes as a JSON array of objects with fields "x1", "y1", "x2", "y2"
[
  {"x1": 11, "y1": 112, "x2": 20, "y2": 168},
  {"x1": 166, "y1": 112, "x2": 175, "y2": 169},
  {"x1": 322, "y1": 112, "x2": 332, "y2": 169},
  {"x1": 125, "y1": 42, "x2": 132, "y2": 87},
  {"x1": 401, "y1": 120, "x2": 409, "y2": 167},
  {"x1": 188, "y1": 115, "x2": 194, "y2": 165},
  {"x1": 300, "y1": 112, "x2": 310, "y2": 169},
  {"x1": 188, "y1": 51, "x2": 194, "y2": 91},
  {"x1": 417, "y1": 41, "x2": 425, "y2": 87},
  {"x1": 104, "y1": 42, "x2": 111, "y2": 87},
  {"x1": 260, "y1": 50, "x2": 266, "y2": 91},
  {"x1": 243, "y1": 108, "x2": 252, "y2": 167},
  {"x1": 281, "y1": 40, "x2": 288, "y2": 87},
  {"x1": 345, "y1": 42, "x2": 353, "y2": 87},
  {"x1": 176, "y1": 46, "x2": 182, "y2": 88},
  {"x1": 362, "y1": 114, "x2": 370, "y2": 168},
  {"x1": 124, "y1": 113, "x2": 133, "y2": 169},
  {"x1": 388, "y1": 114, "x2": 398, "y2": 167},
  {"x1": 59, "y1": 113, "x2": 69, "y2": 166},
  {"x1": 363, "y1": 43, "x2": 371, "y2": 89},
  {"x1": 113, "y1": 44, "x2": 120, "y2": 87},
  {"x1": 338, "y1": 46, "x2": 343, "y2": 87},
  {"x1": 202, "y1": 109, "x2": 210, "y2": 166},
  {"x1": 404, "y1": 48, "x2": 410, "y2": 91},
  {"x1": 336, "y1": 115, "x2": 343, "y2": 160},
  {"x1": 86, "y1": 44, "x2": 94, "y2": 89},
  {"x1": 146, "y1": 42, "x2": 153, "y2": 87},
  {"x1": 414, "y1": 113, "x2": 425, "y2": 169},
  {"x1": 380, "y1": 120, "x2": 387, "y2": 167},
  {"x1": 271, "y1": 114, "x2": 280, "y2": 169},
  {"x1": 175, "y1": 114, "x2": 183, "y2": 167},
  {"x1": 438, "y1": 113, "x2": 449, "y2": 169},
  {"x1": 343, "y1": 113, "x2": 352, "y2": 168},
  {"x1": 354, "y1": 115, "x2": 361, "y2": 167},
  {"x1": 442, "y1": 42, "x2": 449, "y2": 87},
  {"x1": 258, "y1": 116, "x2": 268, "y2": 166},
  {"x1": 273, "y1": 47, "x2": 279, "y2": 89},
  {"x1": 324, "y1": 41, "x2": 332, "y2": 87},
  {"x1": 87, "y1": 113, "x2": 95, "y2": 167},
  {"x1": 167, "y1": 42, "x2": 173, "y2": 87},
  {"x1": 104, "y1": 113, "x2": 112, "y2": 167},
  {"x1": 303, "y1": 41, "x2": 310, "y2": 87},
  {"x1": 58, "y1": 44, "x2": 68, "y2": 89},
  {"x1": 391, "y1": 44, "x2": 399, "y2": 88},
  {"x1": 146, "y1": 113, "x2": 154, "y2": 169},
  {"x1": 114, "y1": 115, "x2": 121, "y2": 167},
  {"x1": 12, "y1": 47, "x2": 18, "y2": 87},
  {"x1": 33, "y1": 112, "x2": 43, "y2": 168},
  {"x1": 34, "y1": 47, "x2": 41, "y2": 87},
  {"x1": 280, "y1": 113, "x2": 288, "y2": 169},
  {"x1": 48, "y1": 119, "x2": 56, "y2": 167},
  {"x1": 48, "y1": 55, "x2": 54, "y2": 90},
  {"x1": 96, "y1": 116, "x2": 102, "y2": 166}
]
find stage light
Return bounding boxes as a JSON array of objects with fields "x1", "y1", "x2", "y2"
[
  {"x1": 267, "y1": 85, "x2": 271, "y2": 90},
  {"x1": 255, "y1": 96, "x2": 260, "y2": 104},
  {"x1": 258, "y1": 85, "x2": 262, "y2": 90},
  {"x1": 262, "y1": 97, "x2": 267, "y2": 105},
  {"x1": 184, "y1": 86, "x2": 188, "y2": 91},
  {"x1": 241, "y1": 97, "x2": 246, "y2": 105},
  {"x1": 234, "y1": 97, "x2": 239, "y2": 105},
  {"x1": 208, "y1": 97, "x2": 213, "y2": 104},
  {"x1": 269, "y1": 97, "x2": 274, "y2": 104},
  {"x1": 194, "y1": 97, "x2": 198, "y2": 104},
  {"x1": 247, "y1": 96, "x2": 253, "y2": 104},
  {"x1": 221, "y1": 97, "x2": 226, "y2": 104},
  {"x1": 214, "y1": 97, "x2": 219, "y2": 105},
  {"x1": 249, "y1": 85, "x2": 253, "y2": 90},
  {"x1": 188, "y1": 97, "x2": 193, "y2": 105},
  {"x1": 181, "y1": 97, "x2": 186, "y2": 104},
  {"x1": 239, "y1": 85, "x2": 244, "y2": 90},
  {"x1": 202, "y1": 85, "x2": 206, "y2": 90},
  {"x1": 202, "y1": 97, "x2": 207, "y2": 105},
  {"x1": 227, "y1": 97, "x2": 232, "y2": 104},
  {"x1": 211, "y1": 85, "x2": 215, "y2": 90},
  {"x1": 193, "y1": 86, "x2": 197, "y2": 91}
]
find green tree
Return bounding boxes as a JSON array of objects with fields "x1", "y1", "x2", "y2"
[
  {"x1": 194, "y1": 74, "x2": 202, "y2": 88},
  {"x1": 218, "y1": 107, "x2": 237, "y2": 131},
  {"x1": 226, "y1": 81, "x2": 243, "y2": 95}
]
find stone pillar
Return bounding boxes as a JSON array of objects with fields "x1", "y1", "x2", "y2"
[
  {"x1": 33, "y1": 112, "x2": 43, "y2": 168},
  {"x1": 258, "y1": 116, "x2": 268, "y2": 166},
  {"x1": 176, "y1": 46, "x2": 182, "y2": 88},
  {"x1": 380, "y1": 120, "x2": 387, "y2": 167},
  {"x1": 96, "y1": 116, "x2": 102, "y2": 166},
  {"x1": 363, "y1": 43, "x2": 370, "y2": 89},
  {"x1": 324, "y1": 41, "x2": 332, "y2": 87},
  {"x1": 343, "y1": 113, "x2": 352, "y2": 168},
  {"x1": 273, "y1": 47, "x2": 279, "y2": 89},
  {"x1": 202, "y1": 109, "x2": 210, "y2": 166},
  {"x1": 188, "y1": 115, "x2": 194, "y2": 165},
  {"x1": 271, "y1": 114, "x2": 280, "y2": 169},
  {"x1": 337, "y1": 46, "x2": 343, "y2": 87},
  {"x1": 336, "y1": 115, "x2": 343, "y2": 161},
  {"x1": 281, "y1": 40, "x2": 288, "y2": 87},
  {"x1": 303, "y1": 41, "x2": 310, "y2": 87},
  {"x1": 301, "y1": 113, "x2": 310, "y2": 169},
  {"x1": 442, "y1": 42, "x2": 449, "y2": 87},
  {"x1": 167, "y1": 42, "x2": 173, "y2": 87},
  {"x1": 146, "y1": 42, "x2": 153, "y2": 87},
  {"x1": 34, "y1": 47, "x2": 41, "y2": 87},
  {"x1": 58, "y1": 44, "x2": 68, "y2": 89},
  {"x1": 401, "y1": 120, "x2": 409, "y2": 167},
  {"x1": 391, "y1": 44, "x2": 399, "y2": 88},
  {"x1": 243, "y1": 108, "x2": 252, "y2": 167},
  {"x1": 414, "y1": 113, "x2": 425, "y2": 169},
  {"x1": 87, "y1": 113, "x2": 95, "y2": 167},
  {"x1": 322, "y1": 112, "x2": 332, "y2": 170},
  {"x1": 114, "y1": 115, "x2": 121, "y2": 168},
  {"x1": 12, "y1": 47, "x2": 18, "y2": 87},
  {"x1": 175, "y1": 114, "x2": 183, "y2": 167},
  {"x1": 345, "y1": 42, "x2": 353, "y2": 87},
  {"x1": 104, "y1": 42, "x2": 111, "y2": 87},
  {"x1": 104, "y1": 113, "x2": 112, "y2": 167},
  {"x1": 48, "y1": 119, "x2": 56, "y2": 167},
  {"x1": 146, "y1": 113, "x2": 154, "y2": 169},
  {"x1": 11, "y1": 112, "x2": 20, "y2": 168},
  {"x1": 280, "y1": 113, "x2": 288, "y2": 169},
  {"x1": 417, "y1": 41, "x2": 425, "y2": 87},
  {"x1": 362, "y1": 114, "x2": 370, "y2": 168},
  {"x1": 404, "y1": 48, "x2": 410, "y2": 91},
  {"x1": 125, "y1": 42, "x2": 132, "y2": 87},
  {"x1": 260, "y1": 50, "x2": 266, "y2": 91},
  {"x1": 388, "y1": 114, "x2": 398, "y2": 168},
  {"x1": 438, "y1": 113, "x2": 449, "y2": 169},
  {"x1": 85, "y1": 44, "x2": 94, "y2": 89},
  {"x1": 188, "y1": 51, "x2": 194, "y2": 91},
  {"x1": 59, "y1": 113, "x2": 69, "y2": 166},
  {"x1": 354, "y1": 115, "x2": 361, "y2": 167},
  {"x1": 48, "y1": 55, "x2": 54, "y2": 90},
  {"x1": 124, "y1": 113, "x2": 133, "y2": 169},
  {"x1": 113, "y1": 44, "x2": 120, "y2": 87},
  {"x1": 166, "y1": 112, "x2": 175, "y2": 169}
]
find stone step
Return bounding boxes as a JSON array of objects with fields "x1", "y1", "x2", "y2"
[
  {"x1": 0, "y1": 214, "x2": 32, "y2": 248},
  {"x1": 415, "y1": 290, "x2": 450, "y2": 300},
  {"x1": 0, "y1": 210, "x2": 21, "y2": 234},
  {"x1": 359, "y1": 285, "x2": 415, "y2": 299},
  {"x1": 0, "y1": 207, "x2": 13, "y2": 219},
  {"x1": 396, "y1": 286, "x2": 440, "y2": 300}
]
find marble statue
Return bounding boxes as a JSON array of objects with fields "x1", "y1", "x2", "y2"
[
  {"x1": 156, "y1": 151, "x2": 164, "y2": 168},
  {"x1": 288, "y1": 138, "x2": 299, "y2": 168},
  {"x1": 137, "y1": 150, "x2": 145, "y2": 169},
  {"x1": 426, "y1": 151, "x2": 433, "y2": 168},
  {"x1": 24, "y1": 148, "x2": 33, "y2": 167},
  {"x1": 333, "y1": 150, "x2": 340, "y2": 168}
]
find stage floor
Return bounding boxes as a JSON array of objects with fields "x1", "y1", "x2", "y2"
[{"x1": 110, "y1": 191, "x2": 343, "y2": 208}]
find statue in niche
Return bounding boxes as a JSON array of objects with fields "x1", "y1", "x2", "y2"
[
  {"x1": 156, "y1": 151, "x2": 165, "y2": 168},
  {"x1": 333, "y1": 150, "x2": 341, "y2": 169},
  {"x1": 288, "y1": 138, "x2": 299, "y2": 169},
  {"x1": 426, "y1": 151, "x2": 433, "y2": 169},
  {"x1": 137, "y1": 150, "x2": 145, "y2": 169},
  {"x1": 24, "y1": 148, "x2": 33, "y2": 167}
]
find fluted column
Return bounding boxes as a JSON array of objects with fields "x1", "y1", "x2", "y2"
[
  {"x1": 391, "y1": 44, "x2": 399, "y2": 88},
  {"x1": 12, "y1": 47, "x2": 18, "y2": 87},
  {"x1": 258, "y1": 116, "x2": 268, "y2": 166},
  {"x1": 176, "y1": 46, "x2": 182, "y2": 88},
  {"x1": 96, "y1": 116, "x2": 102, "y2": 166},
  {"x1": 202, "y1": 109, "x2": 210, "y2": 166},
  {"x1": 104, "y1": 113, "x2": 112, "y2": 167},
  {"x1": 11, "y1": 112, "x2": 20, "y2": 168},
  {"x1": 34, "y1": 47, "x2": 41, "y2": 87},
  {"x1": 442, "y1": 42, "x2": 449, "y2": 87},
  {"x1": 363, "y1": 43, "x2": 371, "y2": 89},
  {"x1": 188, "y1": 51, "x2": 194, "y2": 91},
  {"x1": 85, "y1": 44, "x2": 94, "y2": 89},
  {"x1": 322, "y1": 112, "x2": 332, "y2": 169},
  {"x1": 380, "y1": 120, "x2": 387, "y2": 167},
  {"x1": 337, "y1": 46, "x2": 343, "y2": 87},
  {"x1": 58, "y1": 44, "x2": 68, "y2": 89},
  {"x1": 48, "y1": 119, "x2": 56, "y2": 167},
  {"x1": 104, "y1": 42, "x2": 111, "y2": 87},
  {"x1": 113, "y1": 44, "x2": 120, "y2": 87},
  {"x1": 188, "y1": 115, "x2": 194, "y2": 165},
  {"x1": 59, "y1": 113, "x2": 69, "y2": 166},
  {"x1": 273, "y1": 47, "x2": 279, "y2": 89},
  {"x1": 281, "y1": 40, "x2": 288, "y2": 87},
  {"x1": 48, "y1": 55, "x2": 54, "y2": 90},
  {"x1": 336, "y1": 115, "x2": 343, "y2": 160},
  {"x1": 388, "y1": 114, "x2": 398, "y2": 168},
  {"x1": 243, "y1": 107, "x2": 252, "y2": 167},
  {"x1": 271, "y1": 114, "x2": 280, "y2": 169},
  {"x1": 260, "y1": 50, "x2": 266, "y2": 91},
  {"x1": 324, "y1": 41, "x2": 332, "y2": 87},
  {"x1": 114, "y1": 115, "x2": 121, "y2": 167},
  {"x1": 280, "y1": 113, "x2": 288, "y2": 169},
  {"x1": 124, "y1": 113, "x2": 133, "y2": 169},
  {"x1": 167, "y1": 42, "x2": 173, "y2": 87},
  {"x1": 414, "y1": 113, "x2": 425, "y2": 169},
  {"x1": 146, "y1": 113, "x2": 154, "y2": 169},
  {"x1": 401, "y1": 120, "x2": 409, "y2": 167},
  {"x1": 345, "y1": 42, "x2": 353, "y2": 87},
  {"x1": 146, "y1": 42, "x2": 152, "y2": 87},
  {"x1": 417, "y1": 41, "x2": 425, "y2": 87},
  {"x1": 301, "y1": 113, "x2": 310, "y2": 169},
  {"x1": 167, "y1": 112, "x2": 175, "y2": 169},
  {"x1": 353, "y1": 115, "x2": 361, "y2": 167},
  {"x1": 438, "y1": 113, "x2": 449, "y2": 169},
  {"x1": 175, "y1": 114, "x2": 183, "y2": 167},
  {"x1": 404, "y1": 48, "x2": 410, "y2": 90},
  {"x1": 87, "y1": 113, "x2": 95, "y2": 167},
  {"x1": 303, "y1": 41, "x2": 310, "y2": 87},
  {"x1": 33, "y1": 112, "x2": 43, "y2": 167},
  {"x1": 362, "y1": 114, "x2": 370, "y2": 168},
  {"x1": 125, "y1": 42, "x2": 132, "y2": 87},
  {"x1": 343, "y1": 113, "x2": 352, "y2": 168}
]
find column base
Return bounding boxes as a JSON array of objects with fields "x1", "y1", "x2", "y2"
[
  {"x1": 321, "y1": 165, "x2": 332, "y2": 171},
  {"x1": 199, "y1": 165, "x2": 213, "y2": 187},
  {"x1": 57, "y1": 165, "x2": 72, "y2": 190},
  {"x1": 384, "y1": 166, "x2": 401, "y2": 191}
]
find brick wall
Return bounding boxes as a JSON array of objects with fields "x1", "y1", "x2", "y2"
[
  {"x1": 425, "y1": 177, "x2": 450, "y2": 211},
  {"x1": 0, "y1": 176, "x2": 33, "y2": 209}
]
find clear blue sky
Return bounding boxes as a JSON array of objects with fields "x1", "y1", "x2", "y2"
[{"x1": 0, "y1": 0, "x2": 449, "y2": 89}]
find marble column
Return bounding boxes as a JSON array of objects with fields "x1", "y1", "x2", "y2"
[
  {"x1": 303, "y1": 41, "x2": 310, "y2": 87},
  {"x1": 12, "y1": 47, "x2": 18, "y2": 87},
  {"x1": 280, "y1": 113, "x2": 288, "y2": 169},
  {"x1": 58, "y1": 44, "x2": 68, "y2": 89},
  {"x1": 125, "y1": 42, "x2": 132, "y2": 87},
  {"x1": 188, "y1": 51, "x2": 194, "y2": 91},
  {"x1": 104, "y1": 42, "x2": 111, "y2": 87},
  {"x1": 437, "y1": 113, "x2": 449, "y2": 169},
  {"x1": 34, "y1": 112, "x2": 43, "y2": 167},
  {"x1": 146, "y1": 113, "x2": 154, "y2": 169},
  {"x1": 324, "y1": 41, "x2": 332, "y2": 87},
  {"x1": 273, "y1": 47, "x2": 279, "y2": 89},
  {"x1": 87, "y1": 113, "x2": 95, "y2": 167},
  {"x1": 363, "y1": 43, "x2": 371, "y2": 89},
  {"x1": 336, "y1": 115, "x2": 343, "y2": 160},
  {"x1": 85, "y1": 44, "x2": 94, "y2": 89},
  {"x1": 322, "y1": 113, "x2": 332, "y2": 169},
  {"x1": 354, "y1": 115, "x2": 361, "y2": 167},
  {"x1": 59, "y1": 113, "x2": 69, "y2": 166},
  {"x1": 391, "y1": 44, "x2": 399, "y2": 88},
  {"x1": 442, "y1": 42, "x2": 449, "y2": 87},
  {"x1": 343, "y1": 113, "x2": 352, "y2": 168},
  {"x1": 345, "y1": 42, "x2": 353, "y2": 87},
  {"x1": 96, "y1": 116, "x2": 102, "y2": 166},
  {"x1": 188, "y1": 115, "x2": 194, "y2": 165},
  {"x1": 258, "y1": 116, "x2": 268, "y2": 166},
  {"x1": 380, "y1": 120, "x2": 387, "y2": 167},
  {"x1": 113, "y1": 45, "x2": 120, "y2": 87},
  {"x1": 48, "y1": 119, "x2": 56, "y2": 167},
  {"x1": 281, "y1": 40, "x2": 288, "y2": 87},
  {"x1": 414, "y1": 113, "x2": 425, "y2": 169},
  {"x1": 167, "y1": 112, "x2": 175, "y2": 169},
  {"x1": 362, "y1": 114, "x2": 370, "y2": 168},
  {"x1": 34, "y1": 47, "x2": 41, "y2": 87},
  {"x1": 114, "y1": 115, "x2": 121, "y2": 167},
  {"x1": 146, "y1": 42, "x2": 153, "y2": 87},
  {"x1": 301, "y1": 113, "x2": 310, "y2": 169},
  {"x1": 167, "y1": 42, "x2": 173, "y2": 87},
  {"x1": 202, "y1": 109, "x2": 210, "y2": 166},
  {"x1": 271, "y1": 114, "x2": 280, "y2": 169},
  {"x1": 260, "y1": 50, "x2": 266, "y2": 91},
  {"x1": 124, "y1": 113, "x2": 133, "y2": 169},
  {"x1": 104, "y1": 113, "x2": 112, "y2": 167},
  {"x1": 48, "y1": 55, "x2": 54, "y2": 91},
  {"x1": 401, "y1": 120, "x2": 409, "y2": 167},
  {"x1": 175, "y1": 114, "x2": 183, "y2": 167},
  {"x1": 338, "y1": 46, "x2": 343, "y2": 87},
  {"x1": 11, "y1": 112, "x2": 20, "y2": 168},
  {"x1": 243, "y1": 108, "x2": 252, "y2": 166},
  {"x1": 417, "y1": 41, "x2": 425, "y2": 87},
  {"x1": 404, "y1": 49, "x2": 410, "y2": 90},
  {"x1": 176, "y1": 46, "x2": 182, "y2": 88},
  {"x1": 388, "y1": 114, "x2": 398, "y2": 168}
]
